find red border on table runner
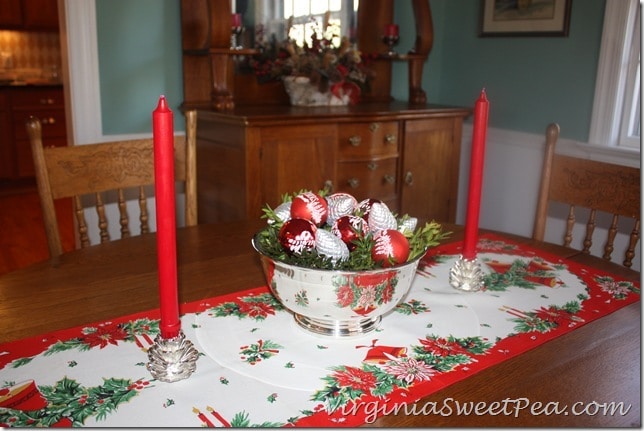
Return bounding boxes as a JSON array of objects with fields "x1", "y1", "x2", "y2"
[
  {"x1": 293, "y1": 233, "x2": 640, "y2": 426},
  {"x1": 0, "y1": 233, "x2": 639, "y2": 427}
]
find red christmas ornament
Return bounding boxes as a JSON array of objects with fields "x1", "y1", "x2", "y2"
[
  {"x1": 278, "y1": 218, "x2": 317, "y2": 255},
  {"x1": 290, "y1": 192, "x2": 329, "y2": 226},
  {"x1": 371, "y1": 229, "x2": 410, "y2": 267},
  {"x1": 332, "y1": 215, "x2": 369, "y2": 251}
]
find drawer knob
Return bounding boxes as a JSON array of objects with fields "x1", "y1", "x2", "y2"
[
  {"x1": 347, "y1": 178, "x2": 360, "y2": 188},
  {"x1": 41, "y1": 117, "x2": 56, "y2": 125},
  {"x1": 39, "y1": 98, "x2": 55, "y2": 105},
  {"x1": 369, "y1": 122, "x2": 380, "y2": 132},
  {"x1": 404, "y1": 171, "x2": 413, "y2": 185},
  {"x1": 323, "y1": 179, "x2": 334, "y2": 193},
  {"x1": 385, "y1": 134, "x2": 396, "y2": 144},
  {"x1": 384, "y1": 174, "x2": 395, "y2": 184},
  {"x1": 349, "y1": 136, "x2": 361, "y2": 146},
  {"x1": 367, "y1": 162, "x2": 378, "y2": 170}
]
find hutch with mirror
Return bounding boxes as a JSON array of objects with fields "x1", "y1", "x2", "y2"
[{"x1": 180, "y1": 0, "x2": 470, "y2": 224}]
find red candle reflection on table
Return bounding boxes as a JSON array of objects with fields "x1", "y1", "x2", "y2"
[
  {"x1": 384, "y1": 24, "x2": 399, "y2": 37},
  {"x1": 231, "y1": 13, "x2": 242, "y2": 28},
  {"x1": 153, "y1": 95, "x2": 180, "y2": 339},
  {"x1": 462, "y1": 89, "x2": 489, "y2": 260}
]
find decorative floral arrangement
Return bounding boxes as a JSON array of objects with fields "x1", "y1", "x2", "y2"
[
  {"x1": 254, "y1": 189, "x2": 449, "y2": 271},
  {"x1": 250, "y1": 18, "x2": 375, "y2": 105}
]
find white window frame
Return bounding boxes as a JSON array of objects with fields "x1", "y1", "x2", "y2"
[{"x1": 588, "y1": 0, "x2": 641, "y2": 151}]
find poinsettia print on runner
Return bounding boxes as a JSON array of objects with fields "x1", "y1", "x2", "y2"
[
  {"x1": 208, "y1": 292, "x2": 283, "y2": 320},
  {"x1": 595, "y1": 275, "x2": 640, "y2": 300},
  {"x1": 40, "y1": 319, "x2": 159, "y2": 357},
  {"x1": 312, "y1": 334, "x2": 492, "y2": 413},
  {"x1": 411, "y1": 335, "x2": 492, "y2": 372}
]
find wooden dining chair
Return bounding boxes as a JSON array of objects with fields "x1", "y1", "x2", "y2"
[
  {"x1": 26, "y1": 110, "x2": 198, "y2": 259},
  {"x1": 532, "y1": 123, "x2": 640, "y2": 268}
]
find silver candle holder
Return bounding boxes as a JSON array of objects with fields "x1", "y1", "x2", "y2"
[
  {"x1": 146, "y1": 330, "x2": 199, "y2": 383},
  {"x1": 449, "y1": 255, "x2": 484, "y2": 292}
]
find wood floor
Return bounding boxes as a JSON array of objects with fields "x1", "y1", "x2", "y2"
[{"x1": 0, "y1": 184, "x2": 74, "y2": 276}]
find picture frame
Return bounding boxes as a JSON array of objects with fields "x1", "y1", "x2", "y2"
[{"x1": 479, "y1": 0, "x2": 572, "y2": 37}]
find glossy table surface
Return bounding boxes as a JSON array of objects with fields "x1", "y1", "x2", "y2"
[{"x1": 0, "y1": 221, "x2": 639, "y2": 427}]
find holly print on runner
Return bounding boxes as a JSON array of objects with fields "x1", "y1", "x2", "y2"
[
  {"x1": 0, "y1": 376, "x2": 149, "y2": 427},
  {"x1": 239, "y1": 339, "x2": 283, "y2": 365},
  {"x1": 482, "y1": 258, "x2": 565, "y2": 291},
  {"x1": 395, "y1": 298, "x2": 430, "y2": 315},
  {"x1": 501, "y1": 301, "x2": 583, "y2": 333}
]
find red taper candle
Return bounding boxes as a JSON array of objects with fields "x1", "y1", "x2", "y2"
[
  {"x1": 153, "y1": 95, "x2": 180, "y2": 339},
  {"x1": 462, "y1": 89, "x2": 489, "y2": 260},
  {"x1": 384, "y1": 24, "x2": 399, "y2": 37},
  {"x1": 231, "y1": 13, "x2": 242, "y2": 28}
]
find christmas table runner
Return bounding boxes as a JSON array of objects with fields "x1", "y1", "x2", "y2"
[{"x1": 0, "y1": 234, "x2": 639, "y2": 427}]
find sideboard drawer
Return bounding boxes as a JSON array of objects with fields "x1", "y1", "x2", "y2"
[
  {"x1": 338, "y1": 121, "x2": 399, "y2": 160},
  {"x1": 336, "y1": 157, "x2": 397, "y2": 201}
]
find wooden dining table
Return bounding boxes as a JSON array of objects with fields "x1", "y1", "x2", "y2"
[{"x1": 0, "y1": 220, "x2": 640, "y2": 427}]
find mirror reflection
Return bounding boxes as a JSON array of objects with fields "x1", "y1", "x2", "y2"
[{"x1": 234, "y1": 0, "x2": 359, "y2": 49}]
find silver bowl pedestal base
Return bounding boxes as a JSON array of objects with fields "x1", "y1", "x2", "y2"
[{"x1": 294, "y1": 314, "x2": 382, "y2": 337}]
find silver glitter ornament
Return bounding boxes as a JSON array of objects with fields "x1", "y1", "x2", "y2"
[
  {"x1": 367, "y1": 202, "x2": 397, "y2": 232},
  {"x1": 270, "y1": 202, "x2": 292, "y2": 224},
  {"x1": 398, "y1": 217, "x2": 418, "y2": 235},
  {"x1": 315, "y1": 229, "x2": 350, "y2": 263},
  {"x1": 326, "y1": 193, "x2": 357, "y2": 226}
]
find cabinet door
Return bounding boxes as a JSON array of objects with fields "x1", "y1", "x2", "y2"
[
  {"x1": 259, "y1": 124, "x2": 336, "y2": 209},
  {"x1": 0, "y1": 0, "x2": 22, "y2": 28},
  {"x1": 400, "y1": 117, "x2": 463, "y2": 223},
  {"x1": 22, "y1": 0, "x2": 59, "y2": 30}
]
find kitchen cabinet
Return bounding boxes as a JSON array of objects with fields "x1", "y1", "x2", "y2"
[
  {"x1": 194, "y1": 103, "x2": 469, "y2": 224},
  {"x1": 0, "y1": 91, "x2": 11, "y2": 179},
  {"x1": 0, "y1": 0, "x2": 59, "y2": 31},
  {"x1": 0, "y1": 85, "x2": 66, "y2": 180}
]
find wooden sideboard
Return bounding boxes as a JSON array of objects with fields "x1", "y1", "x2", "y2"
[{"x1": 195, "y1": 102, "x2": 470, "y2": 224}]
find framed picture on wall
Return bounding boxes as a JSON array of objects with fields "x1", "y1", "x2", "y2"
[{"x1": 479, "y1": 0, "x2": 572, "y2": 37}]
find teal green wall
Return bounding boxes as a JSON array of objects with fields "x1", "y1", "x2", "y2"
[
  {"x1": 95, "y1": 0, "x2": 605, "y2": 141},
  {"x1": 393, "y1": 0, "x2": 605, "y2": 141},
  {"x1": 96, "y1": 0, "x2": 183, "y2": 134}
]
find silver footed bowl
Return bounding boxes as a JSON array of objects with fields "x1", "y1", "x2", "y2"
[{"x1": 252, "y1": 236, "x2": 423, "y2": 338}]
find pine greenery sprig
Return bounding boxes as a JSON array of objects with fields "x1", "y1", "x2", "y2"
[
  {"x1": 407, "y1": 220, "x2": 450, "y2": 261},
  {"x1": 254, "y1": 190, "x2": 449, "y2": 271}
]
